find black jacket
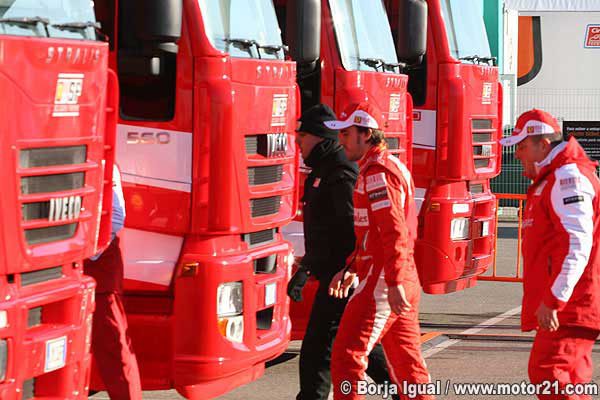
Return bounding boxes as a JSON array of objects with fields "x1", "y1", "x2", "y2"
[{"x1": 301, "y1": 140, "x2": 358, "y2": 283}]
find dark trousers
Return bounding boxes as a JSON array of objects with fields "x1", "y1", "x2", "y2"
[{"x1": 297, "y1": 282, "x2": 398, "y2": 400}]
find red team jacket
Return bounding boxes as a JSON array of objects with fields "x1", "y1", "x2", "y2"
[
  {"x1": 350, "y1": 144, "x2": 419, "y2": 286},
  {"x1": 521, "y1": 137, "x2": 600, "y2": 331}
]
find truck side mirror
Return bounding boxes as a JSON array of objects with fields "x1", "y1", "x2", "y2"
[
  {"x1": 396, "y1": 0, "x2": 427, "y2": 65},
  {"x1": 285, "y1": 0, "x2": 321, "y2": 65},
  {"x1": 133, "y1": 0, "x2": 182, "y2": 54}
]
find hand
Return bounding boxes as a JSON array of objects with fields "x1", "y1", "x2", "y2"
[
  {"x1": 388, "y1": 284, "x2": 412, "y2": 315},
  {"x1": 287, "y1": 266, "x2": 310, "y2": 302},
  {"x1": 536, "y1": 302, "x2": 559, "y2": 331},
  {"x1": 328, "y1": 268, "x2": 357, "y2": 299}
]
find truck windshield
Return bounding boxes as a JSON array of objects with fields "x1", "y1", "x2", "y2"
[
  {"x1": 329, "y1": 0, "x2": 398, "y2": 72},
  {"x1": 440, "y1": 0, "x2": 492, "y2": 62},
  {"x1": 0, "y1": 0, "x2": 97, "y2": 40},
  {"x1": 198, "y1": 0, "x2": 285, "y2": 60}
]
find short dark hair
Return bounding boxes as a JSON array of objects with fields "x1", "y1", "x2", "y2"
[{"x1": 357, "y1": 127, "x2": 386, "y2": 146}]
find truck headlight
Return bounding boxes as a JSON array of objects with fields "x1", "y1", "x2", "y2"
[
  {"x1": 450, "y1": 218, "x2": 470, "y2": 240},
  {"x1": 0, "y1": 339, "x2": 7, "y2": 381},
  {"x1": 217, "y1": 315, "x2": 244, "y2": 343},
  {"x1": 217, "y1": 282, "x2": 243, "y2": 317}
]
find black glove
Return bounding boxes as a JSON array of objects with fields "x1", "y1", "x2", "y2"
[{"x1": 287, "y1": 266, "x2": 310, "y2": 302}]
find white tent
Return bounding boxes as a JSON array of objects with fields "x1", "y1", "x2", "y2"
[{"x1": 504, "y1": 0, "x2": 600, "y2": 11}]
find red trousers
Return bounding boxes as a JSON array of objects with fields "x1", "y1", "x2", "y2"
[
  {"x1": 529, "y1": 326, "x2": 599, "y2": 400},
  {"x1": 331, "y1": 269, "x2": 432, "y2": 400},
  {"x1": 85, "y1": 237, "x2": 142, "y2": 400}
]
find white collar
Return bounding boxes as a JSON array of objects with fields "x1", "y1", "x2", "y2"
[{"x1": 535, "y1": 141, "x2": 568, "y2": 168}]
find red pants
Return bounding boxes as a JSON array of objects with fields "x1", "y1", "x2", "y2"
[
  {"x1": 85, "y1": 238, "x2": 142, "y2": 400},
  {"x1": 331, "y1": 268, "x2": 432, "y2": 400},
  {"x1": 529, "y1": 326, "x2": 599, "y2": 400}
]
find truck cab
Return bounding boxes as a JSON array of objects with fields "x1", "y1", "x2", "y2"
[
  {"x1": 0, "y1": 0, "x2": 116, "y2": 397},
  {"x1": 94, "y1": 0, "x2": 298, "y2": 398},
  {"x1": 276, "y1": 0, "x2": 422, "y2": 339},
  {"x1": 386, "y1": 0, "x2": 503, "y2": 293}
]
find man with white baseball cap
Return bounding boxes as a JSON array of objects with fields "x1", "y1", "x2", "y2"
[
  {"x1": 501, "y1": 108, "x2": 600, "y2": 398},
  {"x1": 327, "y1": 102, "x2": 432, "y2": 399}
]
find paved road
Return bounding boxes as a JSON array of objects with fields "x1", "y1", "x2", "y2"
[{"x1": 91, "y1": 222, "x2": 600, "y2": 399}]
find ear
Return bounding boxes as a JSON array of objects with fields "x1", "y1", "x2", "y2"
[{"x1": 541, "y1": 137, "x2": 553, "y2": 149}]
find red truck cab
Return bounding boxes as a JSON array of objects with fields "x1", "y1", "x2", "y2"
[
  {"x1": 0, "y1": 0, "x2": 116, "y2": 397},
  {"x1": 94, "y1": 0, "x2": 299, "y2": 398},
  {"x1": 386, "y1": 0, "x2": 502, "y2": 293},
  {"x1": 276, "y1": 0, "x2": 422, "y2": 339}
]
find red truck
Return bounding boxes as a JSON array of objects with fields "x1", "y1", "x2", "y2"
[
  {"x1": 93, "y1": 0, "x2": 300, "y2": 398},
  {"x1": 275, "y1": 0, "x2": 419, "y2": 338},
  {"x1": 281, "y1": 0, "x2": 501, "y2": 339},
  {"x1": 0, "y1": 0, "x2": 116, "y2": 398},
  {"x1": 385, "y1": 0, "x2": 502, "y2": 294}
]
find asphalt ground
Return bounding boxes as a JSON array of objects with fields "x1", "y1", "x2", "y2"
[{"x1": 91, "y1": 222, "x2": 600, "y2": 399}]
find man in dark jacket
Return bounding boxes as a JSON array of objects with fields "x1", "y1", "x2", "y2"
[
  {"x1": 500, "y1": 109, "x2": 600, "y2": 399},
  {"x1": 287, "y1": 104, "x2": 396, "y2": 400}
]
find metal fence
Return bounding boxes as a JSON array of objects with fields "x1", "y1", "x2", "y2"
[
  {"x1": 492, "y1": 87, "x2": 600, "y2": 206},
  {"x1": 491, "y1": 127, "x2": 530, "y2": 207}
]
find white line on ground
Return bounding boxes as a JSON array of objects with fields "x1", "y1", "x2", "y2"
[{"x1": 422, "y1": 306, "x2": 522, "y2": 359}]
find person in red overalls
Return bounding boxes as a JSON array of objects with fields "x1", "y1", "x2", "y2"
[
  {"x1": 500, "y1": 109, "x2": 600, "y2": 399},
  {"x1": 85, "y1": 165, "x2": 142, "y2": 399},
  {"x1": 326, "y1": 103, "x2": 432, "y2": 400}
]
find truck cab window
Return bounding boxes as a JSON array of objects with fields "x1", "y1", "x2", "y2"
[
  {"x1": 116, "y1": 0, "x2": 177, "y2": 121},
  {"x1": 199, "y1": 0, "x2": 285, "y2": 60},
  {"x1": 440, "y1": 0, "x2": 492, "y2": 62},
  {"x1": 0, "y1": 0, "x2": 98, "y2": 40},
  {"x1": 329, "y1": 0, "x2": 398, "y2": 73}
]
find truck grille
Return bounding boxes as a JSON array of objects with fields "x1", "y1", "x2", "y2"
[
  {"x1": 28, "y1": 307, "x2": 42, "y2": 327},
  {"x1": 245, "y1": 134, "x2": 288, "y2": 158},
  {"x1": 469, "y1": 183, "x2": 484, "y2": 194},
  {"x1": 251, "y1": 196, "x2": 281, "y2": 217},
  {"x1": 245, "y1": 136, "x2": 258, "y2": 154},
  {"x1": 20, "y1": 145, "x2": 86, "y2": 168},
  {"x1": 471, "y1": 119, "x2": 493, "y2": 130},
  {"x1": 474, "y1": 159, "x2": 489, "y2": 169},
  {"x1": 471, "y1": 119, "x2": 495, "y2": 172},
  {"x1": 21, "y1": 172, "x2": 84, "y2": 195},
  {"x1": 254, "y1": 254, "x2": 277, "y2": 274},
  {"x1": 472, "y1": 133, "x2": 492, "y2": 143},
  {"x1": 22, "y1": 202, "x2": 51, "y2": 221},
  {"x1": 243, "y1": 229, "x2": 276, "y2": 247},
  {"x1": 24, "y1": 224, "x2": 77, "y2": 245},
  {"x1": 385, "y1": 137, "x2": 399, "y2": 150},
  {"x1": 22, "y1": 379, "x2": 35, "y2": 400},
  {"x1": 19, "y1": 146, "x2": 90, "y2": 245},
  {"x1": 248, "y1": 165, "x2": 283, "y2": 186},
  {"x1": 21, "y1": 266, "x2": 63, "y2": 286}
]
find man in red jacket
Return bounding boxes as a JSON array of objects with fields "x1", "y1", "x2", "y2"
[
  {"x1": 326, "y1": 103, "x2": 432, "y2": 399},
  {"x1": 500, "y1": 109, "x2": 600, "y2": 399}
]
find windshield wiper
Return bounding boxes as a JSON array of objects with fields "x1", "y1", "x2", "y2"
[
  {"x1": 225, "y1": 38, "x2": 287, "y2": 59},
  {"x1": 459, "y1": 55, "x2": 497, "y2": 66},
  {"x1": 0, "y1": 16, "x2": 50, "y2": 37},
  {"x1": 382, "y1": 61, "x2": 407, "y2": 73},
  {"x1": 359, "y1": 57, "x2": 384, "y2": 71},
  {"x1": 51, "y1": 21, "x2": 106, "y2": 41},
  {"x1": 478, "y1": 56, "x2": 497, "y2": 66},
  {"x1": 225, "y1": 38, "x2": 260, "y2": 56},
  {"x1": 359, "y1": 58, "x2": 406, "y2": 73},
  {"x1": 257, "y1": 43, "x2": 289, "y2": 56}
]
